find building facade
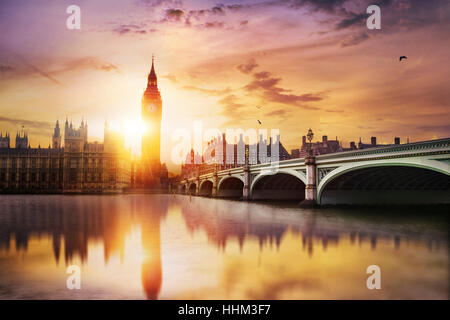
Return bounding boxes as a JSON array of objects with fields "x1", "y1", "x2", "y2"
[
  {"x1": 181, "y1": 133, "x2": 291, "y2": 180},
  {"x1": 0, "y1": 120, "x2": 131, "y2": 194},
  {"x1": 290, "y1": 135, "x2": 404, "y2": 158}
]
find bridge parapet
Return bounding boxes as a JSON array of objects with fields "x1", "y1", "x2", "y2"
[{"x1": 316, "y1": 138, "x2": 450, "y2": 162}]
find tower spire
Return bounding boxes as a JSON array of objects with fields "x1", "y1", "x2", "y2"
[{"x1": 148, "y1": 54, "x2": 157, "y2": 87}]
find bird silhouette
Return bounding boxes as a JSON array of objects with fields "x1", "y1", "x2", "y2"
[
  {"x1": 257, "y1": 120, "x2": 262, "y2": 125},
  {"x1": 256, "y1": 105, "x2": 262, "y2": 109},
  {"x1": 399, "y1": 56, "x2": 407, "y2": 61}
]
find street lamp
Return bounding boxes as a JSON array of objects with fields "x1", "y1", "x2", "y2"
[{"x1": 307, "y1": 128, "x2": 314, "y2": 156}]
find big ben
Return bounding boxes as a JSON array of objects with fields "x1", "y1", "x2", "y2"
[{"x1": 141, "y1": 56, "x2": 162, "y2": 187}]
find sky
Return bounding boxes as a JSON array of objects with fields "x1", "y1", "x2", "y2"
[{"x1": 0, "y1": 0, "x2": 449, "y2": 172}]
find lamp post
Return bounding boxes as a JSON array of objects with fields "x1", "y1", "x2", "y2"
[
  {"x1": 299, "y1": 128, "x2": 318, "y2": 208},
  {"x1": 307, "y1": 128, "x2": 314, "y2": 156}
]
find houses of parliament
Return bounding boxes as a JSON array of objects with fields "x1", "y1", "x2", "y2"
[{"x1": 0, "y1": 59, "x2": 168, "y2": 193}]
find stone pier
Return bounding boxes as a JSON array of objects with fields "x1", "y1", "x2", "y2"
[
  {"x1": 299, "y1": 156, "x2": 318, "y2": 208},
  {"x1": 243, "y1": 165, "x2": 251, "y2": 200}
]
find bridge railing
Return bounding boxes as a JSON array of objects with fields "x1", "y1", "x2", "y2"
[
  {"x1": 316, "y1": 138, "x2": 450, "y2": 161},
  {"x1": 181, "y1": 163, "x2": 243, "y2": 180}
]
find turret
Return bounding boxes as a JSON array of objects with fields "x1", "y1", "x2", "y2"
[
  {"x1": 52, "y1": 120, "x2": 61, "y2": 149},
  {"x1": 0, "y1": 131, "x2": 10, "y2": 148},
  {"x1": 15, "y1": 131, "x2": 28, "y2": 149}
]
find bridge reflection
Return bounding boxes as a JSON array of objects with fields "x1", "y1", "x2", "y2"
[
  {"x1": 177, "y1": 197, "x2": 446, "y2": 256},
  {"x1": 0, "y1": 195, "x2": 446, "y2": 299}
]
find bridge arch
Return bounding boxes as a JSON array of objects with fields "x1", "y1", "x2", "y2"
[
  {"x1": 188, "y1": 182, "x2": 197, "y2": 195},
  {"x1": 250, "y1": 169, "x2": 306, "y2": 200},
  {"x1": 317, "y1": 159, "x2": 450, "y2": 205},
  {"x1": 217, "y1": 175, "x2": 244, "y2": 198},
  {"x1": 199, "y1": 179, "x2": 214, "y2": 196}
]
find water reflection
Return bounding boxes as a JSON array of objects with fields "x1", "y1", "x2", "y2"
[
  {"x1": 0, "y1": 195, "x2": 447, "y2": 299},
  {"x1": 179, "y1": 197, "x2": 446, "y2": 256}
]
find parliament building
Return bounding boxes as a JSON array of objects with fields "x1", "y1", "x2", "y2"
[
  {"x1": 0, "y1": 119, "x2": 132, "y2": 193},
  {"x1": 0, "y1": 59, "x2": 168, "y2": 193}
]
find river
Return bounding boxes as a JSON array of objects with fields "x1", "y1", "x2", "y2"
[{"x1": 0, "y1": 194, "x2": 448, "y2": 299}]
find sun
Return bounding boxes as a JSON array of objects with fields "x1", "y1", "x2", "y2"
[{"x1": 122, "y1": 120, "x2": 148, "y2": 157}]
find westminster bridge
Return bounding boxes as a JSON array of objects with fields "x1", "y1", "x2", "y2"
[{"x1": 177, "y1": 138, "x2": 450, "y2": 206}]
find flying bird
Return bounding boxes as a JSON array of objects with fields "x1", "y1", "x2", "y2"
[
  {"x1": 399, "y1": 56, "x2": 407, "y2": 61},
  {"x1": 256, "y1": 105, "x2": 262, "y2": 109},
  {"x1": 257, "y1": 120, "x2": 262, "y2": 125}
]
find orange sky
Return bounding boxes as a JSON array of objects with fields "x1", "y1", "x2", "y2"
[{"x1": 0, "y1": 0, "x2": 449, "y2": 172}]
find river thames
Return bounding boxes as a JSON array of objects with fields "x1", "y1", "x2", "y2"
[{"x1": 0, "y1": 194, "x2": 448, "y2": 299}]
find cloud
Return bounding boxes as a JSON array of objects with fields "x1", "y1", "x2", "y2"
[
  {"x1": 138, "y1": 0, "x2": 184, "y2": 9},
  {"x1": 113, "y1": 24, "x2": 147, "y2": 35},
  {"x1": 417, "y1": 125, "x2": 450, "y2": 133},
  {"x1": 243, "y1": 71, "x2": 323, "y2": 108},
  {"x1": 265, "y1": 109, "x2": 288, "y2": 117},
  {"x1": 0, "y1": 64, "x2": 15, "y2": 74},
  {"x1": 339, "y1": 32, "x2": 369, "y2": 47},
  {"x1": 201, "y1": 21, "x2": 224, "y2": 29},
  {"x1": 186, "y1": 5, "x2": 226, "y2": 21},
  {"x1": 182, "y1": 85, "x2": 231, "y2": 96},
  {"x1": 287, "y1": 0, "x2": 348, "y2": 13},
  {"x1": 253, "y1": 71, "x2": 271, "y2": 79},
  {"x1": 236, "y1": 59, "x2": 258, "y2": 74},
  {"x1": 0, "y1": 116, "x2": 52, "y2": 131},
  {"x1": 165, "y1": 8, "x2": 184, "y2": 21},
  {"x1": 157, "y1": 3, "x2": 247, "y2": 29},
  {"x1": 244, "y1": 76, "x2": 282, "y2": 91},
  {"x1": 161, "y1": 74, "x2": 177, "y2": 83},
  {"x1": 12, "y1": 52, "x2": 63, "y2": 86},
  {"x1": 218, "y1": 94, "x2": 248, "y2": 125},
  {"x1": 335, "y1": 12, "x2": 367, "y2": 30},
  {"x1": 54, "y1": 57, "x2": 120, "y2": 74},
  {"x1": 325, "y1": 109, "x2": 344, "y2": 113}
]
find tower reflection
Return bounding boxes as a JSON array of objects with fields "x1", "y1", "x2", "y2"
[{"x1": 138, "y1": 196, "x2": 168, "y2": 300}]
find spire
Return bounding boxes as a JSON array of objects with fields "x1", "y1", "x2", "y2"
[{"x1": 148, "y1": 54, "x2": 157, "y2": 86}]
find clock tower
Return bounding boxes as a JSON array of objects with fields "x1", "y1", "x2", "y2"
[{"x1": 141, "y1": 56, "x2": 162, "y2": 187}]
